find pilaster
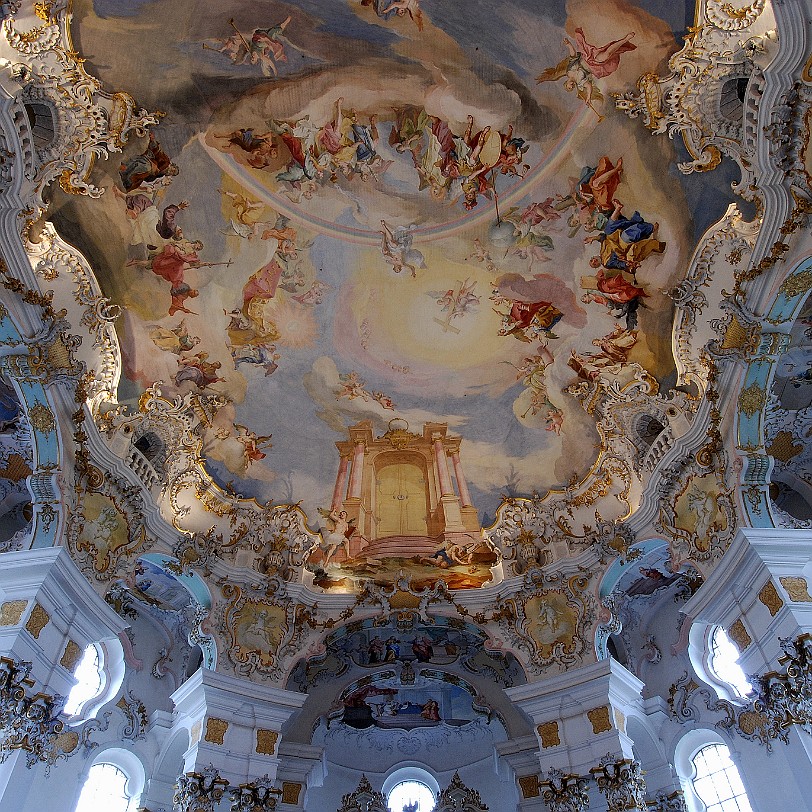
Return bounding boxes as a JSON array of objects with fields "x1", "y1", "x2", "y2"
[
  {"x1": 170, "y1": 668, "x2": 307, "y2": 787},
  {"x1": 0, "y1": 547, "x2": 127, "y2": 697},
  {"x1": 507, "y1": 659, "x2": 644, "y2": 776},
  {"x1": 683, "y1": 527, "x2": 812, "y2": 676}
]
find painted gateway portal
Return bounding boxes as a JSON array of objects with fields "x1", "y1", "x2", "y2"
[{"x1": 46, "y1": 0, "x2": 734, "y2": 592}]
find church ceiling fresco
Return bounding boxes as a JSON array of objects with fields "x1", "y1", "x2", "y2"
[
  {"x1": 49, "y1": 0, "x2": 738, "y2": 568},
  {"x1": 0, "y1": 0, "x2": 804, "y2": 700}
]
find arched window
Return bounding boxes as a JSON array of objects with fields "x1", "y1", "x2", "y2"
[
  {"x1": 383, "y1": 768, "x2": 439, "y2": 812},
  {"x1": 62, "y1": 638, "x2": 126, "y2": 721},
  {"x1": 688, "y1": 623, "x2": 752, "y2": 703},
  {"x1": 675, "y1": 731, "x2": 754, "y2": 812},
  {"x1": 63, "y1": 644, "x2": 103, "y2": 717},
  {"x1": 707, "y1": 626, "x2": 752, "y2": 700},
  {"x1": 74, "y1": 750, "x2": 145, "y2": 812},
  {"x1": 388, "y1": 780, "x2": 435, "y2": 812},
  {"x1": 74, "y1": 763, "x2": 133, "y2": 812},
  {"x1": 690, "y1": 743, "x2": 753, "y2": 812}
]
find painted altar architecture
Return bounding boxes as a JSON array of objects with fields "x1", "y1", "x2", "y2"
[{"x1": 0, "y1": 0, "x2": 811, "y2": 811}]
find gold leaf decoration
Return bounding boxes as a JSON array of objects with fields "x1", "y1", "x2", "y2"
[{"x1": 738, "y1": 383, "x2": 766, "y2": 418}]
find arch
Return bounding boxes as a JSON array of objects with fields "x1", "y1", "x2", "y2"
[
  {"x1": 74, "y1": 747, "x2": 147, "y2": 812},
  {"x1": 132, "y1": 429, "x2": 168, "y2": 475},
  {"x1": 674, "y1": 730, "x2": 752, "y2": 812},
  {"x1": 718, "y1": 76, "x2": 749, "y2": 122},
  {"x1": 736, "y1": 255, "x2": 812, "y2": 527},
  {"x1": 23, "y1": 101, "x2": 57, "y2": 154},
  {"x1": 0, "y1": 312, "x2": 67, "y2": 549},
  {"x1": 687, "y1": 621, "x2": 752, "y2": 704},
  {"x1": 145, "y1": 727, "x2": 192, "y2": 809},
  {"x1": 65, "y1": 635, "x2": 126, "y2": 723},
  {"x1": 383, "y1": 767, "x2": 439, "y2": 810},
  {"x1": 634, "y1": 414, "x2": 666, "y2": 450}
]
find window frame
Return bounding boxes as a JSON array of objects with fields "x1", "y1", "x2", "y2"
[
  {"x1": 674, "y1": 730, "x2": 753, "y2": 812},
  {"x1": 73, "y1": 750, "x2": 146, "y2": 812},
  {"x1": 63, "y1": 637, "x2": 126, "y2": 723},
  {"x1": 382, "y1": 766, "x2": 439, "y2": 812},
  {"x1": 688, "y1": 622, "x2": 752, "y2": 704}
]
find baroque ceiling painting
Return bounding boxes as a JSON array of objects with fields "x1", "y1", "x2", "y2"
[
  {"x1": 52, "y1": 0, "x2": 730, "y2": 593},
  {"x1": 3, "y1": 0, "x2": 812, "y2": 807}
]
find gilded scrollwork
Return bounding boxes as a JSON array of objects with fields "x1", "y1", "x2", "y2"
[
  {"x1": 338, "y1": 776, "x2": 388, "y2": 812},
  {"x1": 655, "y1": 422, "x2": 736, "y2": 568},
  {"x1": 0, "y1": 1, "x2": 161, "y2": 222},
  {"x1": 590, "y1": 756, "x2": 647, "y2": 812},
  {"x1": 614, "y1": 8, "x2": 774, "y2": 204},
  {"x1": 66, "y1": 474, "x2": 147, "y2": 581},
  {"x1": 541, "y1": 768, "x2": 590, "y2": 812},
  {"x1": 668, "y1": 635, "x2": 812, "y2": 751},
  {"x1": 217, "y1": 581, "x2": 294, "y2": 681},
  {"x1": 115, "y1": 689, "x2": 149, "y2": 741},
  {"x1": 229, "y1": 775, "x2": 281, "y2": 812},
  {"x1": 433, "y1": 772, "x2": 488, "y2": 812},
  {"x1": 494, "y1": 569, "x2": 597, "y2": 674},
  {"x1": 705, "y1": 0, "x2": 765, "y2": 31},
  {"x1": 174, "y1": 765, "x2": 229, "y2": 812}
]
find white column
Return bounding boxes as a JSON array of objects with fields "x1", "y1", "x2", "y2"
[{"x1": 0, "y1": 548, "x2": 128, "y2": 811}]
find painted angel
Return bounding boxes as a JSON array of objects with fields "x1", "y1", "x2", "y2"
[
  {"x1": 380, "y1": 220, "x2": 426, "y2": 277},
  {"x1": 316, "y1": 507, "x2": 356, "y2": 566},
  {"x1": 362, "y1": 0, "x2": 424, "y2": 31},
  {"x1": 148, "y1": 320, "x2": 201, "y2": 355},
  {"x1": 219, "y1": 189, "x2": 264, "y2": 225},
  {"x1": 234, "y1": 424, "x2": 273, "y2": 468},
  {"x1": 206, "y1": 17, "x2": 292, "y2": 77},
  {"x1": 537, "y1": 29, "x2": 636, "y2": 121}
]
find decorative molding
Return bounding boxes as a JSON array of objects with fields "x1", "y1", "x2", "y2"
[
  {"x1": 541, "y1": 768, "x2": 590, "y2": 812},
  {"x1": 59, "y1": 639, "x2": 81, "y2": 671},
  {"x1": 256, "y1": 729, "x2": 277, "y2": 755},
  {"x1": 229, "y1": 775, "x2": 281, "y2": 812},
  {"x1": 758, "y1": 580, "x2": 783, "y2": 616},
  {"x1": 0, "y1": 1, "x2": 161, "y2": 223},
  {"x1": 669, "y1": 636, "x2": 812, "y2": 750},
  {"x1": 614, "y1": 15, "x2": 772, "y2": 194},
  {"x1": 0, "y1": 600, "x2": 27, "y2": 626},
  {"x1": 0, "y1": 656, "x2": 65, "y2": 767},
  {"x1": 517, "y1": 774, "x2": 540, "y2": 799},
  {"x1": 493, "y1": 568, "x2": 598, "y2": 675},
  {"x1": 173, "y1": 765, "x2": 229, "y2": 812},
  {"x1": 281, "y1": 782, "x2": 302, "y2": 806},
  {"x1": 587, "y1": 705, "x2": 612, "y2": 735},
  {"x1": 646, "y1": 790, "x2": 688, "y2": 812},
  {"x1": 590, "y1": 757, "x2": 647, "y2": 811},
  {"x1": 780, "y1": 576, "x2": 812, "y2": 603},
  {"x1": 537, "y1": 720, "x2": 561, "y2": 748},
  {"x1": 728, "y1": 618, "x2": 752, "y2": 650},
  {"x1": 116, "y1": 690, "x2": 149, "y2": 741},
  {"x1": 24, "y1": 602, "x2": 49, "y2": 638},
  {"x1": 338, "y1": 775, "x2": 388, "y2": 812}
]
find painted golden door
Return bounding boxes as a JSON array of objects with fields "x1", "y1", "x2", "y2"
[{"x1": 375, "y1": 461, "x2": 429, "y2": 538}]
